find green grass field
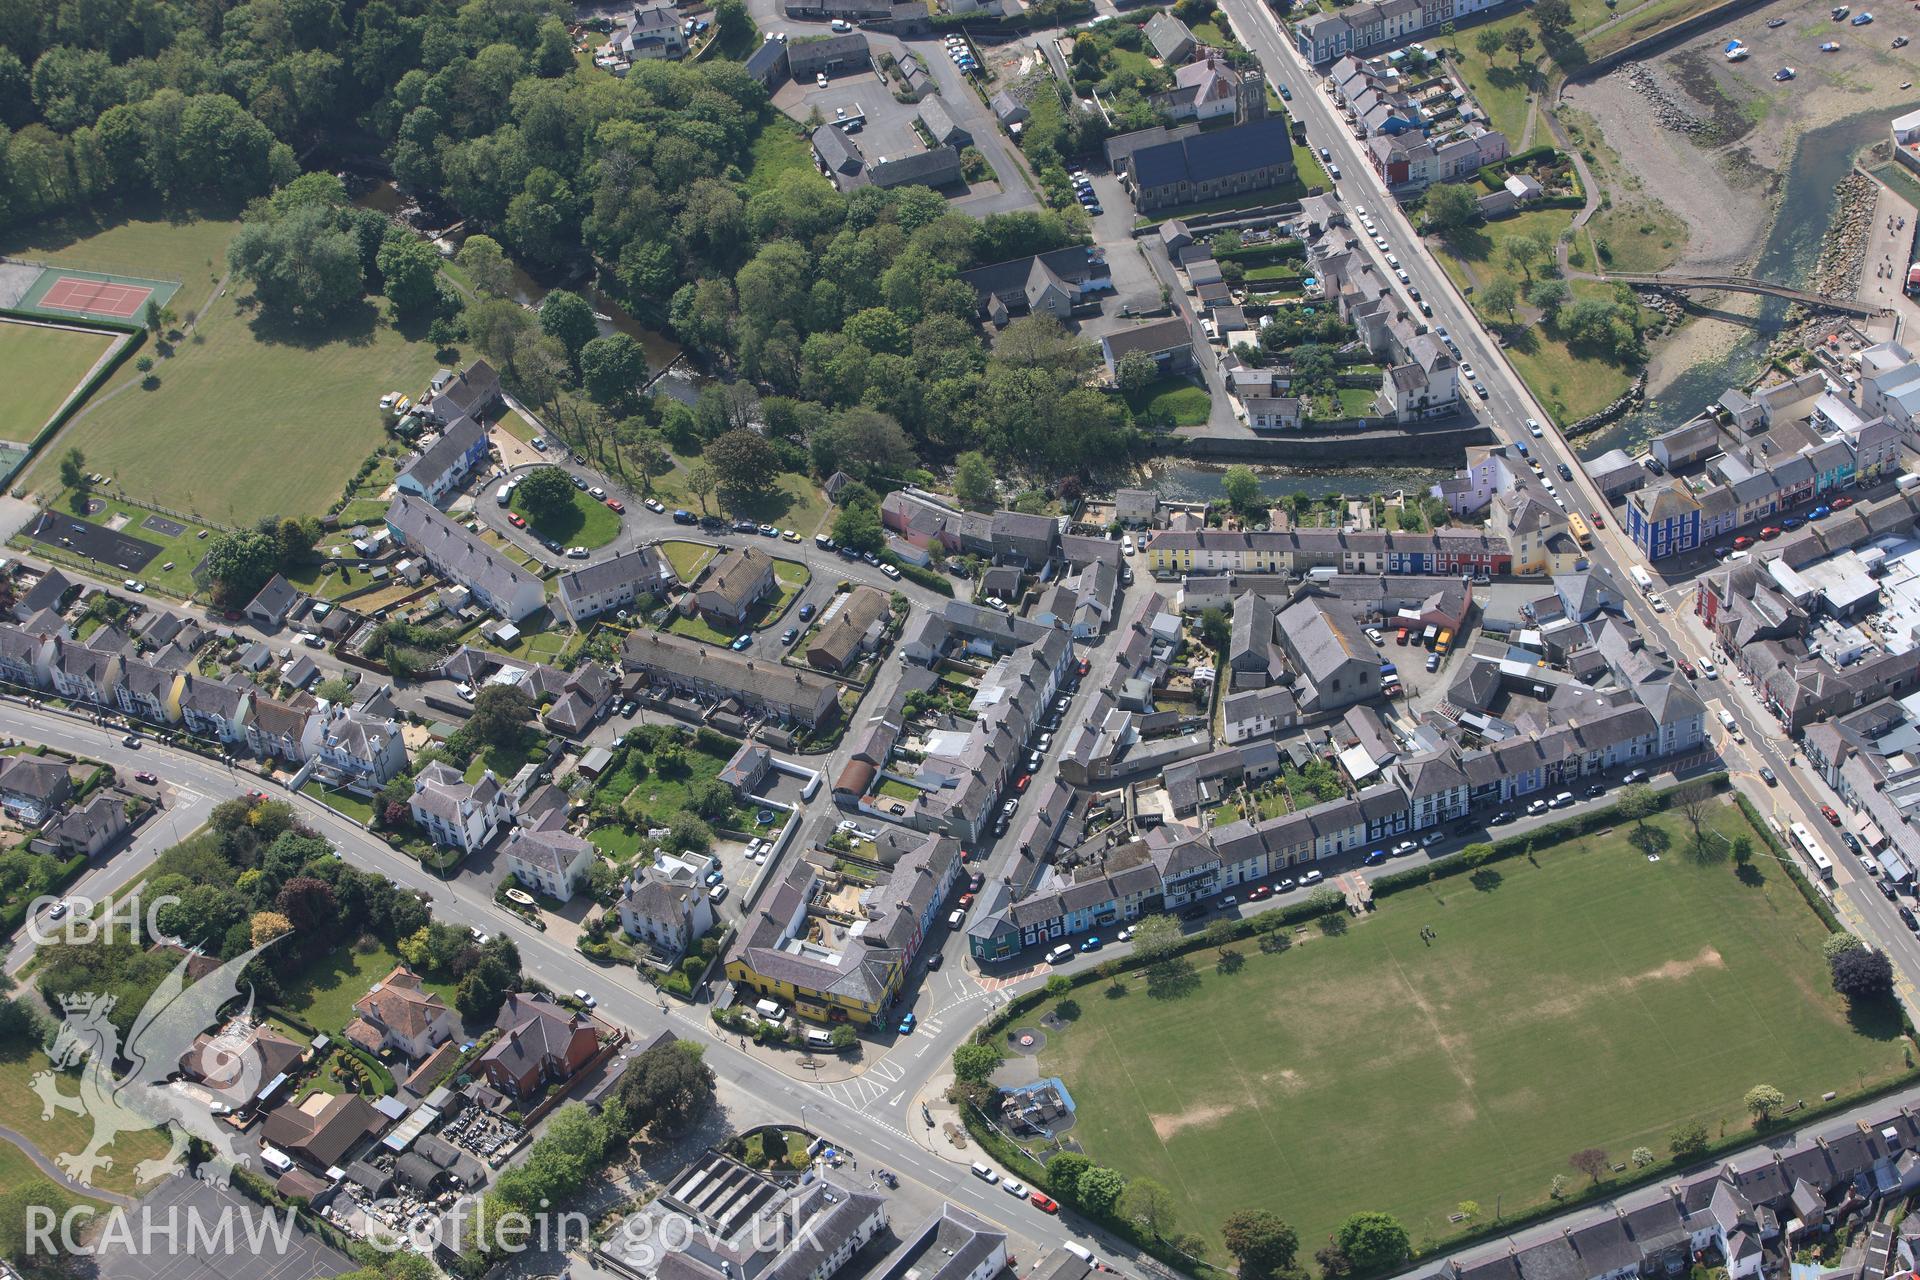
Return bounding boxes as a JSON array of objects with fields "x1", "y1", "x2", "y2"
[
  {"x1": 0, "y1": 1051, "x2": 170, "y2": 1196},
  {"x1": 0, "y1": 323, "x2": 116, "y2": 442},
  {"x1": 659, "y1": 539, "x2": 719, "y2": 581},
  {"x1": 0, "y1": 212, "x2": 239, "y2": 323},
  {"x1": 1035, "y1": 801, "x2": 1913, "y2": 1260},
  {"x1": 1127, "y1": 375, "x2": 1213, "y2": 427},
  {"x1": 21, "y1": 218, "x2": 450, "y2": 526},
  {"x1": 512, "y1": 487, "x2": 622, "y2": 549},
  {"x1": 1430, "y1": 212, "x2": 1634, "y2": 423},
  {"x1": 747, "y1": 122, "x2": 831, "y2": 197}
]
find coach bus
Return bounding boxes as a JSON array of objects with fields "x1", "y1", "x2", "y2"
[{"x1": 1790, "y1": 822, "x2": 1835, "y2": 881}]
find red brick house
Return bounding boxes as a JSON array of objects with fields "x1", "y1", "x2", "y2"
[{"x1": 477, "y1": 993, "x2": 599, "y2": 1097}]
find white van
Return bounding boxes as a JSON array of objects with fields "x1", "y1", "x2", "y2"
[
  {"x1": 496, "y1": 484, "x2": 512, "y2": 506},
  {"x1": 1046, "y1": 943, "x2": 1073, "y2": 964},
  {"x1": 261, "y1": 1146, "x2": 293, "y2": 1173},
  {"x1": 754, "y1": 999, "x2": 787, "y2": 1023},
  {"x1": 971, "y1": 1162, "x2": 999, "y2": 1183},
  {"x1": 1062, "y1": 1244, "x2": 1095, "y2": 1265},
  {"x1": 1900, "y1": 472, "x2": 1920, "y2": 492},
  {"x1": 805, "y1": 1028, "x2": 838, "y2": 1050},
  {"x1": 1630, "y1": 565, "x2": 1654, "y2": 594},
  {"x1": 948, "y1": 908, "x2": 967, "y2": 929}
]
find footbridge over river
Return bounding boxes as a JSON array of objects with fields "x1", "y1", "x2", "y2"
[{"x1": 1600, "y1": 271, "x2": 1883, "y2": 317}]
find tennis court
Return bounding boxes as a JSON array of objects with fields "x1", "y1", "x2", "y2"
[{"x1": 7, "y1": 262, "x2": 180, "y2": 325}]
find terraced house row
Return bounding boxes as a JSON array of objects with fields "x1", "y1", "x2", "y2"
[{"x1": 1145, "y1": 526, "x2": 1514, "y2": 578}]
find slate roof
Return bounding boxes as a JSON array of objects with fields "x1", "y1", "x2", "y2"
[{"x1": 1131, "y1": 116, "x2": 1293, "y2": 190}]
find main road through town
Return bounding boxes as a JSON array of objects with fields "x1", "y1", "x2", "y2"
[
  {"x1": 0, "y1": 701, "x2": 1174, "y2": 1273},
  {"x1": 1210, "y1": 0, "x2": 1920, "y2": 999}
]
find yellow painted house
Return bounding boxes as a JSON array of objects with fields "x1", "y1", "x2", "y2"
[{"x1": 724, "y1": 865, "x2": 905, "y2": 1024}]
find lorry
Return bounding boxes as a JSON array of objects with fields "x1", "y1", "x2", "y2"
[{"x1": 1629, "y1": 565, "x2": 1654, "y2": 594}]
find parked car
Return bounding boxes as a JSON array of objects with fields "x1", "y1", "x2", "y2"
[
  {"x1": 1822, "y1": 804, "x2": 1842, "y2": 825},
  {"x1": 1298, "y1": 870, "x2": 1325, "y2": 886},
  {"x1": 898, "y1": 1012, "x2": 916, "y2": 1034},
  {"x1": 1363, "y1": 849, "x2": 1387, "y2": 866}
]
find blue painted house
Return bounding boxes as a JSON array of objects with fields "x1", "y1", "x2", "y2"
[
  {"x1": 1626, "y1": 479, "x2": 1701, "y2": 561},
  {"x1": 395, "y1": 414, "x2": 490, "y2": 507}
]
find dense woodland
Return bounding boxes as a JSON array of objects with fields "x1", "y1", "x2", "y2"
[{"x1": 0, "y1": 0, "x2": 1155, "y2": 483}]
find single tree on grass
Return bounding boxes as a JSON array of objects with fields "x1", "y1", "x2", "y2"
[
  {"x1": 1570, "y1": 1147, "x2": 1609, "y2": 1184},
  {"x1": 1503, "y1": 25, "x2": 1535, "y2": 63},
  {"x1": 951, "y1": 1041, "x2": 1003, "y2": 1085},
  {"x1": 1668, "y1": 1120, "x2": 1709, "y2": 1162},
  {"x1": 1119, "y1": 1177, "x2": 1178, "y2": 1240},
  {"x1": 1222, "y1": 1210, "x2": 1299, "y2": 1280},
  {"x1": 1335, "y1": 1213, "x2": 1410, "y2": 1272},
  {"x1": 1745, "y1": 1083, "x2": 1786, "y2": 1125},
  {"x1": 515, "y1": 465, "x2": 576, "y2": 526},
  {"x1": 1075, "y1": 1166, "x2": 1127, "y2": 1217},
  {"x1": 1831, "y1": 945, "x2": 1895, "y2": 1005},
  {"x1": 1425, "y1": 182, "x2": 1479, "y2": 235},
  {"x1": 685, "y1": 462, "x2": 718, "y2": 515},
  {"x1": 1480, "y1": 277, "x2": 1518, "y2": 323},
  {"x1": 58, "y1": 447, "x2": 87, "y2": 491},
  {"x1": 1128, "y1": 913, "x2": 1183, "y2": 963},
  {"x1": 1473, "y1": 26, "x2": 1504, "y2": 59}
]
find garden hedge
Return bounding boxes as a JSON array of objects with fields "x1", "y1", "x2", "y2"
[{"x1": 1366, "y1": 773, "x2": 1731, "y2": 900}]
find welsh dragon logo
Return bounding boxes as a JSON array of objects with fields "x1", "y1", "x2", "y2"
[{"x1": 31, "y1": 943, "x2": 274, "y2": 1189}]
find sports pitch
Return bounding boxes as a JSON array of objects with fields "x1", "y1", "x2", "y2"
[
  {"x1": 0, "y1": 321, "x2": 116, "y2": 442},
  {"x1": 1033, "y1": 800, "x2": 1915, "y2": 1259}
]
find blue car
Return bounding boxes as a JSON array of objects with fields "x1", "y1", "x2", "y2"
[
  {"x1": 731, "y1": 634, "x2": 752, "y2": 651},
  {"x1": 1080, "y1": 936, "x2": 1102, "y2": 952},
  {"x1": 1379, "y1": 662, "x2": 1398, "y2": 677},
  {"x1": 1364, "y1": 849, "x2": 1387, "y2": 866},
  {"x1": 1809, "y1": 505, "x2": 1832, "y2": 519},
  {"x1": 898, "y1": 1012, "x2": 917, "y2": 1034}
]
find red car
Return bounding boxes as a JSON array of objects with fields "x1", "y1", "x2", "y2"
[
  {"x1": 1760, "y1": 525, "x2": 1782, "y2": 540},
  {"x1": 133, "y1": 771, "x2": 157, "y2": 785},
  {"x1": 958, "y1": 892, "x2": 975, "y2": 909},
  {"x1": 606, "y1": 498, "x2": 625, "y2": 513},
  {"x1": 1589, "y1": 510, "x2": 1606, "y2": 529},
  {"x1": 1077, "y1": 658, "x2": 1090, "y2": 677},
  {"x1": 1833, "y1": 495, "x2": 1855, "y2": 510},
  {"x1": 1248, "y1": 884, "x2": 1273, "y2": 901},
  {"x1": 1822, "y1": 804, "x2": 1842, "y2": 825},
  {"x1": 508, "y1": 513, "x2": 527, "y2": 528},
  {"x1": 1733, "y1": 535, "x2": 1754, "y2": 550},
  {"x1": 1015, "y1": 774, "x2": 1031, "y2": 792},
  {"x1": 1676, "y1": 657, "x2": 1696, "y2": 678},
  {"x1": 1030, "y1": 1192, "x2": 1060, "y2": 1214}
]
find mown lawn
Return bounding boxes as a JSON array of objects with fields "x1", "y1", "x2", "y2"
[
  {"x1": 512, "y1": 486, "x2": 622, "y2": 549},
  {"x1": 1127, "y1": 375, "x2": 1213, "y2": 426},
  {"x1": 23, "y1": 218, "x2": 450, "y2": 526},
  {"x1": 1587, "y1": 200, "x2": 1689, "y2": 274},
  {"x1": 1430, "y1": 213, "x2": 1635, "y2": 423},
  {"x1": 280, "y1": 939, "x2": 458, "y2": 1034},
  {"x1": 0, "y1": 210, "x2": 240, "y2": 321},
  {"x1": 0, "y1": 323, "x2": 116, "y2": 442},
  {"x1": 0, "y1": 1051, "x2": 171, "y2": 1196},
  {"x1": 1036, "y1": 800, "x2": 1914, "y2": 1261},
  {"x1": 659, "y1": 539, "x2": 719, "y2": 581}
]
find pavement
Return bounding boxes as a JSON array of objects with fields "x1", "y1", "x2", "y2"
[
  {"x1": 0, "y1": 700, "x2": 1125, "y2": 1272},
  {"x1": 1213, "y1": 0, "x2": 1898, "y2": 986},
  {"x1": 1856, "y1": 175, "x2": 1920, "y2": 342}
]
